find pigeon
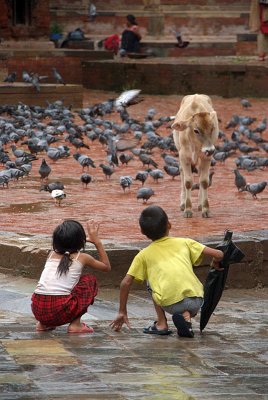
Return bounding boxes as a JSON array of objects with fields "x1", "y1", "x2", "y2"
[
  {"x1": 80, "y1": 173, "x2": 92, "y2": 188},
  {"x1": 40, "y1": 182, "x2": 64, "y2": 192},
  {"x1": 161, "y1": 153, "x2": 180, "y2": 168},
  {"x1": 119, "y1": 153, "x2": 134, "y2": 166},
  {"x1": 73, "y1": 153, "x2": 96, "y2": 170},
  {"x1": 120, "y1": 176, "x2": 132, "y2": 192},
  {"x1": 46, "y1": 147, "x2": 62, "y2": 162},
  {"x1": 69, "y1": 136, "x2": 90, "y2": 150},
  {"x1": 139, "y1": 153, "x2": 158, "y2": 168},
  {"x1": 99, "y1": 163, "x2": 114, "y2": 179},
  {"x1": 237, "y1": 143, "x2": 259, "y2": 154},
  {"x1": 225, "y1": 114, "x2": 240, "y2": 129},
  {"x1": 243, "y1": 181, "x2": 267, "y2": 199},
  {"x1": 137, "y1": 187, "x2": 155, "y2": 203},
  {"x1": 254, "y1": 118, "x2": 267, "y2": 134},
  {"x1": 51, "y1": 189, "x2": 66, "y2": 206},
  {"x1": 241, "y1": 98, "x2": 252, "y2": 108},
  {"x1": 135, "y1": 171, "x2": 149, "y2": 186},
  {"x1": 115, "y1": 89, "x2": 143, "y2": 109},
  {"x1": 0, "y1": 175, "x2": 9, "y2": 188},
  {"x1": 22, "y1": 70, "x2": 31, "y2": 83},
  {"x1": 39, "y1": 158, "x2": 51, "y2": 181},
  {"x1": 171, "y1": 29, "x2": 189, "y2": 48},
  {"x1": 149, "y1": 169, "x2": 164, "y2": 183},
  {"x1": 233, "y1": 169, "x2": 247, "y2": 192},
  {"x1": 239, "y1": 157, "x2": 258, "y2": 171},
  {"x1": 164, "y1": 165, "x2": 180, "y2": 179},
  {"x1": 4, "y1": 72, "x2": 16, "y2": 83},
  {"x1": 213, "y1": 151, "x2": 230, "y2": 163},
  {"x1": 52, "y1": 67, "x2": 65, "y2": 84}
]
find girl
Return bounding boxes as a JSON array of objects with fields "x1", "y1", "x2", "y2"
[{"x1": 31, "y1": 219, "x2": 111, "y2": 333}]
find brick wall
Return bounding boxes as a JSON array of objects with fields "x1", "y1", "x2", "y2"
[
  {"x1": 82, "y1": 59, "x2": 268, "y2": 97},
  {"x1": 7, "y1": 57, "x2": 82, "y2": 85}
]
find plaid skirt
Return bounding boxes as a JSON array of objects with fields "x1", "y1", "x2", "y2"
[{"x1": 31, "y1": 274, "x2": 98, "y2": 327}]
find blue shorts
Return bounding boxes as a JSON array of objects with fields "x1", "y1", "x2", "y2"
[
  {"x1": 146, "y1": 282, "x2": 203, "y2": 317},
  {"x1": 162, "y1": 297, "x2": 203, "y2": 317}
]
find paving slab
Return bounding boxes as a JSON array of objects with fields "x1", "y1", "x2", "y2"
[{"x1": 0, "y1": 273, "x2": 267, "y2": 399}]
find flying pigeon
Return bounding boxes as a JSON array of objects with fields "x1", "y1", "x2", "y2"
[{"x1": 115, "y1": 89, "x2": 143, "y2": 109}]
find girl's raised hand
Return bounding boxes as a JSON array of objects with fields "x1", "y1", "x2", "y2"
[{"x1": 86, "y1": 219, "x2": 100, "y2": 244}]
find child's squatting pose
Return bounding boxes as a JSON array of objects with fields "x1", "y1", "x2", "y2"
[
  {"x1": 31, "y1": 219, "x2": 111, "y2": 333},
  {"x1": 111, "y1": 205, "x2": 223, "y2": 338}
]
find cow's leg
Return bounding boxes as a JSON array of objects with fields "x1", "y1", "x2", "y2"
[
  {"x1": 180, "y1": 160, "x2": 193, "y2": 218},
  {"x1": 198, "y1": 158, "x2": 211, "y2": 218},
  {"x1": 180, "y1": 167, "x2": 186, "y2": 211}
]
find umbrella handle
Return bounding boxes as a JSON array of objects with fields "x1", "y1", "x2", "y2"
[{"x1": 223, "y1": 230, "x2": 233, "y2": 242}]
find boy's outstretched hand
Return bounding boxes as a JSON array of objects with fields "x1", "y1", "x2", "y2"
[{"x1": 110, "y1": 312, "x2": 130, "y2": 332}]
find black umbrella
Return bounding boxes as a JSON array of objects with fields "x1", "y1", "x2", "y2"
[{"x1": 200, "y1": 230, "x2": 245, "y2": 332}]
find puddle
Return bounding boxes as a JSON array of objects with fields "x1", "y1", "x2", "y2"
[{"x1": 0, "y1": 202, "x2": 49, "y2": 214}]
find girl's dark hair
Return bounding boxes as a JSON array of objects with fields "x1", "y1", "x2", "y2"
[
  {"x1": 139, "y1": 205, "x2": 169, "y2": 240},
  {"x1": 126, "y1": 14, "x2": 138, "y2": 25},
  {"x1": 52, "y1": 220, "x2": 86, "y2": 276}
]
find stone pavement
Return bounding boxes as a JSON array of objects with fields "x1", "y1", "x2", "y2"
[{"x1": 0, "y1": 273, "x2": 267, "y2": 400}]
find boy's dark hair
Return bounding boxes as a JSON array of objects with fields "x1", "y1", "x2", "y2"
[
  {"x1": 139, "y1": 205, "x2": 169, "y2": 240},
  {"x1": 52, "y1": 220, "x2": 86, "y2": 276}
]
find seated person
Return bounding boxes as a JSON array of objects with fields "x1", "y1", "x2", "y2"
[{"x1": 120, "y1": 14, "x2": 142, "y2": 55}]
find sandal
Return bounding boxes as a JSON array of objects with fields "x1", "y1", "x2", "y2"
[
  {"x1": 143, "y1": 321, "x2": 172, "y2": 336},
  {"x1": 172, "y1": 313, "x2": 194, "y2": 338},
  {"x1": 68, "y1": 323, "x2": 94, "y2": 334}
]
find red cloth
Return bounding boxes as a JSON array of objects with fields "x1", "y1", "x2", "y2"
[
  {"x1": 31, "y1": 274, "x2": 98, "y2": 327},
  {"x1": 104, "y1": 34, "x2": 120, "y2": 53},
  {"x1": 260, "y1": 5, "x2": 268, "y2": 34}
]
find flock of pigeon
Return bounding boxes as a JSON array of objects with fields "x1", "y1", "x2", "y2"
[
  {"x1": 3, "y1": 67, "x2": 65, "y2": 92},
  {"x1": 0, "y1": 90, "x2": 267, "y2": 211}
]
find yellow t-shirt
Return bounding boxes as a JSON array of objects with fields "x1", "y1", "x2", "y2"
[{"x1": 127, "y1": 236, "x2": 205, "y2": 307}]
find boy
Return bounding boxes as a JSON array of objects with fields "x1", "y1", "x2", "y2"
[{"x1": 110, "y1": 205, "x2": 223, "y2": 338}]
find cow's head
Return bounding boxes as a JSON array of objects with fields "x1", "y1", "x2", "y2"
[{"x1": 172, "y1": 111, "x2": 219, "y2": 156}]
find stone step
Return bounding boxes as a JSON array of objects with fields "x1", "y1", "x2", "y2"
[
  {"x1": 0, "y1": 83, "x2": 83, "y2": 108},
  {"x1": 0, "y1": 40, "x2": 55, "y2": 50}
]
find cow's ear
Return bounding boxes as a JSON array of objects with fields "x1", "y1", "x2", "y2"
[
  {"x1": 171, "y1": 120, "x2": 188, "y2": 131},
  {"x1": 209, "y1": 111, "x2": 217, "y2": 121}
]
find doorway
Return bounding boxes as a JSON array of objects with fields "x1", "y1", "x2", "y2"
[{"x1": 12, "y1": 0, "x2": 33, "y2": 25}]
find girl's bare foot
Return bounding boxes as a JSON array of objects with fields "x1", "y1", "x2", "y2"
[
  {"x1": 68, "y1": 322, "x2": 94, "y2": 334},
  {"x1": 36, "y1": 322, "x2": 55, "y2": 331}
]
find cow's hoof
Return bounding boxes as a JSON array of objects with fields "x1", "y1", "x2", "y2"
[
  {"x1": 202, "y1": 210, "x2": 210, "y2": 218},
  {"x1": 180, "y1": 204, "x2": 185, "y2": 211},
  {"x1": 198, "y1": 205, "x2": 202, "y2": 211},
  {"x1": 183, "y1": 210, "x2": 193, "y2": 218}
]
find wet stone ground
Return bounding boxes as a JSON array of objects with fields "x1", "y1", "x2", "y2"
[
  {"x1": 0, "y1": 90, "x2": 267, "y2": 243},
  {"x1": 0, "y1": 273, "x2": 267, "y2": 399}
]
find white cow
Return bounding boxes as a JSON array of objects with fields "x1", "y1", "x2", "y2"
[{"x1": 172, "y1": 94, "x2": 219, "y2": 218}]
